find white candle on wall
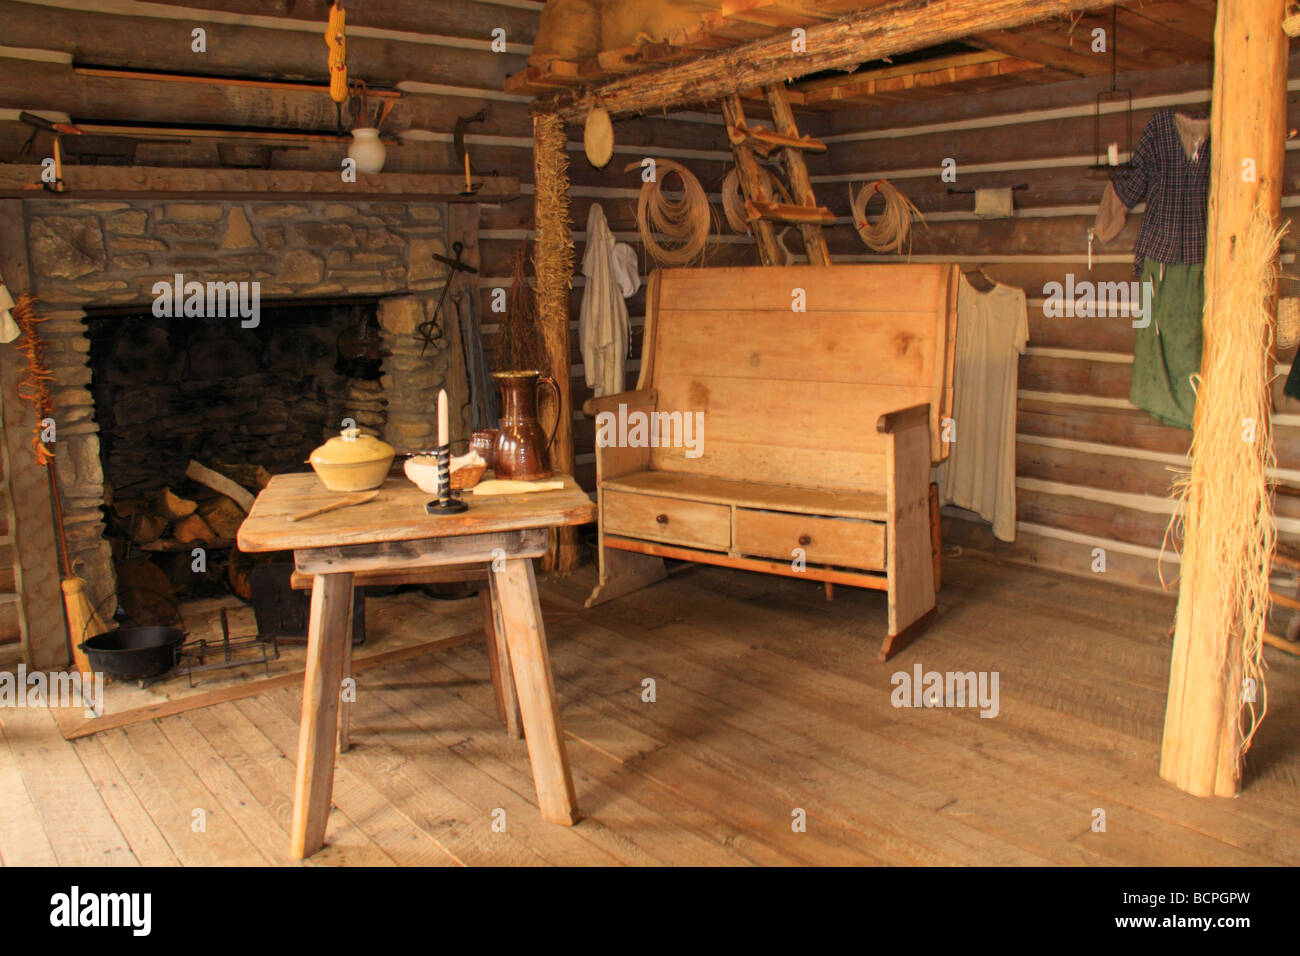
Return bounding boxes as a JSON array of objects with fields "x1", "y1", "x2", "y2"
[
  {"x1": 438, "y1": 388, "x2": 448, "y2": 447},
  {"x1": 1107, "y1": 142, "x2": 1120, "y2": 166}
]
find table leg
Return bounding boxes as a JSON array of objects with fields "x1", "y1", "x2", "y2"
[
  {"x1": 491, "y1": 558, "x2": 578, "y2": 825},
  {"x1": 482, "y1": 576, "x2": 522, "y2": 739},
  {"x1": 290, "y1": 571, "x2": 354, "y2": 859},
  {"x1": 337, "y1": 613, "x2": 355, "y2": 755}
]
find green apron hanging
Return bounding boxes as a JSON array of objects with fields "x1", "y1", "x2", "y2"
[{"x1": 1130, "y1": 260, "x2": 1203, "y2": 430}]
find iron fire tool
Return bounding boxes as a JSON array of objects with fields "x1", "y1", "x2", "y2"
[
  {"x1": 424, "y1": 445, "x2": 467, "y2": 515},
  {"x1": 415, "y1": 240, "x2": 478, "y2": 355}
]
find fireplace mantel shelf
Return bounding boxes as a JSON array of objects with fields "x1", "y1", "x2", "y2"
[{"x1": 0, "y1": 165, "x2": 519, "y2": 203}]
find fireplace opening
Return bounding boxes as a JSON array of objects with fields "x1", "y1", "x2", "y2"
[{"x1": 85, "y1": 297, "x2": 388, "y2": 609}]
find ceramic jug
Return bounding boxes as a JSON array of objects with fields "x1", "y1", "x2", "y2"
[
  {"x1": 347, "y1": 127, "x2": 386, "y2": 174},
  {"x1": 492, "y1": 371, "x2": 559, "y2": 480}
]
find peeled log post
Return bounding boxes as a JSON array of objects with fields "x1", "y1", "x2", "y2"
[
  {"x1": 532, "y1": 113, "x2": 579, "y2": 572},
  {"x1": 1160, "y1": 0, "x2": 1287, "y2": 797}
]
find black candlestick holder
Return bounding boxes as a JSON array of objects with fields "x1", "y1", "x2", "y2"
[{"x1": 424, "y1": 444, "x2": 467, "y2": 515}]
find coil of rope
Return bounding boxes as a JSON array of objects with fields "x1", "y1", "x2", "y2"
[
  {"x1": 325, "y1": 2, "x2": 348, "y2": 104},
  {"x1": 850, "y1": 179, "x2": 925, "y2": 255},
  {"x1": 625, "y1": 158, "x2": 712, "y2": 267},
  {"x1": 721, "y1": 165, "x2": 793, "y2": 234}
]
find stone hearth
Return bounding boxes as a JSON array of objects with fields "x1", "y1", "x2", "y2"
[{"x1": 21, "y1": 198, "x2": 469, "y2": 609}]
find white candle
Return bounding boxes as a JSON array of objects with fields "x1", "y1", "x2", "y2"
[
  {"x1": 437, "y1": 388, "x2": 448, "y2": 447},
  {"x1": 1107, "y1": 142, "x2": 1119, "y2": 166}
]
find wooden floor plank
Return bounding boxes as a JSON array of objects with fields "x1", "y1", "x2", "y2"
[
  {"x1": 71, "y1": 735, "x2": 181, "y2": 867},
  {"x1": 0, "y1": 718, "x2": 59, "y2": 866},
  {"x1": 232, "y1": 694, "x2": 461, "y2": 867},
  {"x1": 369, "y1": 651, "x2": 753, "y2": 866},
  {"x1": 0, "y1": 706, "x2": 136, "y2": 866},
  {"x1": 184, "y1": 702, "x2": 395, "y2": 867},
  {"x1": 95, "y1": 721, "x2": 265, "y2": 866}
]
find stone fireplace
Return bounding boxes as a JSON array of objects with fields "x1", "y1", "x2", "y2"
[{"x1": 21, "y1": 198, "x2": 470, "y2": 609}]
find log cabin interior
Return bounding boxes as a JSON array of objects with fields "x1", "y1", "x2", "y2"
[{"x1": 0, "y1": 0, "x2": 1297, "y2": 877}]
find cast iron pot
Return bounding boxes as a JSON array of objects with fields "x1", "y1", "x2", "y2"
[{"x1": 79, "y1": 626, "x2": 185, "y2": 681}]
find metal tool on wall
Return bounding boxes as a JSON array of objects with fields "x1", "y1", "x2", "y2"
[{"x1": 416, "y1": 241, "x2": 478, "y2": 355}]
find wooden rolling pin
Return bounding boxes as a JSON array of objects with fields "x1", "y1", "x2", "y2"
[{"x1": 288, "y1": 490, "x2": 379, "y2": 522}]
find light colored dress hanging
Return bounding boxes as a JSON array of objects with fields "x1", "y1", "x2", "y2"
[
  {"x1": 579, "y1": 202, "x2": 631, "y2": 399},
  {"x1": 932, "y1": 274, "x2": 1029, "y2": 542}
]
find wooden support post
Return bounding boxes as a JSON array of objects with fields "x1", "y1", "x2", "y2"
[
  {"x1": 532, "y1": 112, "x2": 579, "y2": 573},
  {"x1": 1160, "y1": 0, "x2": 1288, "y2": 798}
]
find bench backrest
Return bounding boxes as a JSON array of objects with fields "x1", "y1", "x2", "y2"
[{"x1": 636, "y1": 263, "x2": 958, "y2": 493}]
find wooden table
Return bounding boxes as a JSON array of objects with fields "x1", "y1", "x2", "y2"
[{"x1": 237, "y1": 472, "x2": 595, "y2": 859}]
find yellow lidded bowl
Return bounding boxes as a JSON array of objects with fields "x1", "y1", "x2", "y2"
[{"x1": 309, "y1": 428, "x2": 395, "y2": 492}]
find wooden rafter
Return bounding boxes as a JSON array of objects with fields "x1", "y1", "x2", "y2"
[
  {"x1": 791, "y1": 51, "x2": 1049, "y2": 106},
  {"x1": 537, "y1": 0, "x2": 1121, "y2": 122}
]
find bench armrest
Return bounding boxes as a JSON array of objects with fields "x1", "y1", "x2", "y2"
[
  {"x1": 582, "y1": 389, "x2": 657, "y2": 418},
  {"x1": 876, "y1": 403, "x2": 931, "y2": 435}
]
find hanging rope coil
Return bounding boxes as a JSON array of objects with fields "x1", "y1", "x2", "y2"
[
  {"x1": 721, "y1": 165, "x2": 792, "y2": 234},
  {"x1": 850, "y1": 178, "x2": 925, "y2": 254},
  {"x1": 325, "y1": 2, "x2": 348, "y2": 104},
  {"x1": 11, "y1": 293, "x2": 55, "y2": 466},
  {"x1": 626, "y1": 158, "x2": 711, "y2": 267}
]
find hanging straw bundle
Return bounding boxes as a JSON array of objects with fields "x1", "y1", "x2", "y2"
[
  {"x1": 625, "y1": 158, "x2": 711, "y2": 266},
  {"x1": 1165, "y1": 206, "x2": 1285, "y2": 772},
  {"x1": 850, "y1": 179, "x2": 925, "y2": 255},
  {"x1": 531, "y1": 112, "x2": 573, "y2": 373}
]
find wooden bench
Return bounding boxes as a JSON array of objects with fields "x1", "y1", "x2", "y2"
[{"x1": 583, "y1": 263, "x2": 958, "y2": 660}]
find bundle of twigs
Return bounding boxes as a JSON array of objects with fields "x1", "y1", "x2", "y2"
[
  {"x1": 11, "y1": 292, "x2": 55, "y2": 465},
  {"x1": 626, "y1": 158, "x2": 711, "y2": 267},
  {"x1": 495, "y1": 242, "x2": 544, "y2": 373},
  {"x1": 850, "y1": 178, "x2": 925, "y2": 255}
]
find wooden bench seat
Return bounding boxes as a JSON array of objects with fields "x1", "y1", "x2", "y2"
[{"x1": 584, "y1": 263, "x2": 958, "y2": 660}]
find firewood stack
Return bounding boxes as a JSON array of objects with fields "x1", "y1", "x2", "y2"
[{"x1": 105, "y1": 459, "x2": 274, "y2": 608}]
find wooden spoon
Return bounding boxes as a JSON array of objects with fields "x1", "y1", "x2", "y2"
[{"x1": 288, "y1": 490, "x2": 379, "y2": 522}]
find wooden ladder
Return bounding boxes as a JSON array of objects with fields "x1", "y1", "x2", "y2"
[{"x1": 721, "y1": 84, "x2": 832, "y2": 266}]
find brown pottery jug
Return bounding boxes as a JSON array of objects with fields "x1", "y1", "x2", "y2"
[{"x1": 492, "y1": 370, "x2": 560, "y2": 480}]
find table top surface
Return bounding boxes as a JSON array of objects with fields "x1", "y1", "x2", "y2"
[{"x1": 236, "y1": 472, "x2": 595, "y2": 552}]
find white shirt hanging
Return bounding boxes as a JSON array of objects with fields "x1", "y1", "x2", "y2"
[
  {"x1": 932, "y1": 274, "x2": 1029, "y2": 542},
  {"x1": 579, "y1": 203, "x2": 630, "y2": 398}
]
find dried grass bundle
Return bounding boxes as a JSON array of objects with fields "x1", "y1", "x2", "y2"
[
  {"x1": 1166, "y1": 205, "x2": 1284, "y2": 762},
  {"x1": 531, "y1": 113, "x2": 573, "y2": 377},
  {"x1": 496, "y1": 242, "x2": 544, "y2": 373},
  {"x1": 626, "y1": 158, "x2": 711, "y2": 266}
]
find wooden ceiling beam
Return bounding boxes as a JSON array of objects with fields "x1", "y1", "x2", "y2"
[
  {"x1": 792, "y1": 51, "x2": 1048, "y2": 104},
  {"x1": 540, "y1": 0, "x2": 1121, "y2": 122},
  {"x1": 0, "y1": 164, "x2": 519, "y2": 203}
]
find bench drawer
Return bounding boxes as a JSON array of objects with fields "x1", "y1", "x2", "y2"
[
  {"x1": 734, "y1": 508, "x2": 885, "y2": 571},
  {"x1": 603, "y1": 490, "x2": 731, "y2": 551}
]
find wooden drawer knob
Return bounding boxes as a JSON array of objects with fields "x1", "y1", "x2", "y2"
[
  {"x1": 798, "y1": 534, "x2": 812, "y2": 546},
  {"x1": 656, "y1": 513, "x2": 669, "y2": 524}
]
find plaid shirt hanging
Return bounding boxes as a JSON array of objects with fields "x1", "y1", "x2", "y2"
[{"x1": 1111, "y1": 108, "x2": 1210, "y2": 278}]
